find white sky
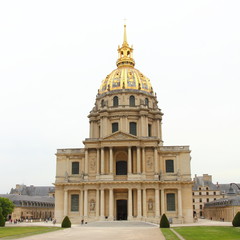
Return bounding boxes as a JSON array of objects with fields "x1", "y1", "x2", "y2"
[{"x1": 0, "y1": 0, "x2": 240, "y2": 194}]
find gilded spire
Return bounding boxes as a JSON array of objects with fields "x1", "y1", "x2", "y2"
[{"x1": 116, "y1": 24, "x2": 135, "y2": 68}]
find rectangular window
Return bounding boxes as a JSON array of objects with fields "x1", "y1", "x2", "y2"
[
  {"x1": 112, "y1": 122, "x2": 119, "y2": 133},
  {"x1": 72, "y1": 162, "x2": 79, "y2": 174},
  {"x1": 148, "y1": 124, "x2": 151, "y2": 137},
  {"x1": 166, "y1": 160, "x2": 174, "y2": 173},
  {"x1": 129, "y1": 122, "x2": 137, "y2": 136},
  {"x1": 71, "y1": 194, "x2": 79, "y2": 212},
  {"x1": 167, "y1": 193, "x2": 175, "y2": 211}
]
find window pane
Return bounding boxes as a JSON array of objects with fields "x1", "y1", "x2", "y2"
[
  {"x1": 167, "y1": 193, "x2": 175, "y2": 211},
  {"x1": 71, "y1": 195, "x2": 79, "y2": 212},
  {"x1": 148, "y1": 124, "x2": 151, "y2": 137},
  {"x1": 113, "y1": 96, "x2": 118, "y2": 107},
  {"x1": 116, "y1": 161, "x2": 127, "y2": 175},
  {"x1": 129, "y1": 95, "x2": 135, "y2": 106},
  {"x1": 72, "y1": 162, "x2": 79, "y2": 174},
  {"x1": 166, "y1": 160, "x2": 174, "y2": 173},
  {"x1": 145, "y1": 98, "x2": 149, "y2": 106},
  {"x1": 130, "y1": 122, "x2": 137, "y2": 135},
  {"x1": 112, "y1": 122, "x2": 119, "y2": 133}
]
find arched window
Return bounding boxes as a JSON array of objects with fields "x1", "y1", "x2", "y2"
[
  {"x1": 129, "y1": 122, "x2": 137, "y2": 136},
  {"x1": 165, "y1": 160, "x2": 174, "y2": 173},
  {"x1": 116, "y1": 161, "x2": 127, "y2": 175},
  {"x1": 145, "y1": 98, "x2": 149, "y2": 107},
  {"x1": 101, "y1": 99, "x2": 104, "y2": 108},
  {"x1": 129, "y1": 95, "x2": 135, "y2": 106},
  {"x1": 113, "y1": 96, "x2": 118, "y2": 107},
  {"x1": 148, "y1": 124, "x2": 152, "y2": 137}
]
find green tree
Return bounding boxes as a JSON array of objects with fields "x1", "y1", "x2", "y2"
[
  {"x1": 61, "y1": 216, "x2": 71, "y2": 228},
  {"x1": 0, "y1": 207, "x2": 5, "y2": 227},
  {"x1": 0, "y1": 197, "x2": 14, "y2": 220},
  {"x1": 232, "y1": 212, "x2": 240, "y2": 227},
  {"x1": 160, "y1": 213, "x2": 170, "y2": 228}
]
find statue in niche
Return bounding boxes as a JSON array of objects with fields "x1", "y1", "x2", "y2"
[
  {"x1": 64, "y1": 171, "x2": 69, "y2": 182},
  {"x1": 148, "y1": 199, "x2": 153, "y2": 211},
  {"x1": 90, "y1": 200, "x2": 95, "y2": 211},
  {"x1": 146, "y1": 157, "x2": 153, "y2": 170},
  {"x1": 90, "y1": 158, "x2": 96, "y2": 171}
]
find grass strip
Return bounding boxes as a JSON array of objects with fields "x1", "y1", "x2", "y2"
[
  {"x1": 0, "y1": 226, "x2": 61, "y2": 239},
  {"x1": 174, "y1": 226, "x2": 240, "y2": 240},
  {"x1": 161, "y1": 228, "x2": 180, "y2": 240}
]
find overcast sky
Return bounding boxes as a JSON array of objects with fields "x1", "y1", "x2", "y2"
[{"x1": 0, "y1": 0, "x2": 240, "y2": 194}]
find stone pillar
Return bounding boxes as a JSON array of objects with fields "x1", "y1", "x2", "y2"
[
  {"x1": 142, "y1": 147, "x2": 145, "y2": 174},
  {"x1": 96, "y1": 148, "x2": 100, "y2": 175},
  {"x1": 100, "y1": 189, "x2": 105, "y2": 219},
  {"x1": 109, "y1": 147, "x2": 113, "y2": 174},
  {"x1": 142, "y1": 188, "x2": 147, "y2": 218},
  {"x1": 80, "y1": 190, "x2": 83, "y2": 218},
  {"x1": 128, "y1": 188, "x2": 132, "y2": 220},
  {"x1": 84, "y1": 189, "x2": 88, "y2": 218},
  {"x1": 137, "y1": 147, "x2": 141, "y2": 173},
  {"x1": 154, "y1": 147, "x2": 158, "y2": 174},
  {"x1": 101, "y1": 148, "x2": 104, "y2": 174},
  {"x1": 85, "y1": 149, "x2": 88, "y2": 174},
  {"x1": 137, "y1": 189, "x2": 142, "y2": 218},
  {"x1": 155, "y1": 189, "x2": 160, "y2": 217},
  {"x1": 178, "y1": 188, "x2": 183, "y2": 217},
  {"x1": 109, "y1": 188, "x2": 114, "y2": 220},
  {"x1": 128, "y1": 147, "x2": 132, "y2": 174},
  {"x1": 161, "y1": 189, "x2": 165, "y2": 215},
  {"x1": 63, "y1": 190, "x2": 68, "y2": 216},
  {"x1": 96, "y1": 189, "x2": 99, "y2": 218}
]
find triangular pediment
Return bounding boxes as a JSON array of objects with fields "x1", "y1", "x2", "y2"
[{"x1": 103, "y1": 131, "x2": 138, "y2": 140}]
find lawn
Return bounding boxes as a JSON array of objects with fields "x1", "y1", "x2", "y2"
[
  {"x1": 0, "y1": 226, "x2": 61, "y2": 239},
  {"x1": 161, "y1": 229, "x2": 179, "y2": 240},
  {"x1": 172, "y1": 226, "x2": 240, "y2": 240}
]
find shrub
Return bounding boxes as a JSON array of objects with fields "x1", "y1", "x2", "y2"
[
  {"x1": 61, "y1": 216, "x2": 71, "y2": 228},
  {"x1": 232, "y1": 212, "x2": 240, "y2": 227},
  {"x1": 0, "y1": 208, "x2": 5, "y2": 227},
  {"x1": 160, "y1": 213, "x2": 170, "y2": 228}
]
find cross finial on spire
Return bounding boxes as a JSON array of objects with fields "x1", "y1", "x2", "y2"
[{"x1": 123, "y1": 19, "x2": 128, "y2": 46}]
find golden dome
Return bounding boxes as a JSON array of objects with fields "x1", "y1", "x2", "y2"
[{"x1": 99, "y1": 25, "x2": 153, "y2": 95}]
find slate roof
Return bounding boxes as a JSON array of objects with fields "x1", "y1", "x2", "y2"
[
  {"x1": 205, "y1": 195, "x2": 240, "y2": 208},
  {"x1": 9, "y1": 185, "x2": 55, "y2": 196}
]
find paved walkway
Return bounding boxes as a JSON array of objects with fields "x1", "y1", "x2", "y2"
[{"x1": 16, "y1": 221, "x2": 165, "y2": 240}]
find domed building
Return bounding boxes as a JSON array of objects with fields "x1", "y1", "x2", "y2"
[{"x1": 54, "y1": 25, "x2": 193, "y2": 224}]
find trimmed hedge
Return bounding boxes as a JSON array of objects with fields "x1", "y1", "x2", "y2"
[
  {"x1": 232, "y1": 212, "x2": 240, "y2": 227},
  {"x1": 160, "y1": 213, "x2": 170, "y2": 228},
  {"x1": 61, "y1": 216, "x2": 71, "y2": 228}
]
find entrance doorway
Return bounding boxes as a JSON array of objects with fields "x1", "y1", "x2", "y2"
[{"x1": 116, "y1": 200, "x2": 127, "y2": 220}]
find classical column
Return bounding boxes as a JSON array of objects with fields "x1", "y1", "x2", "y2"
[
  {"x1": 101, "y1": 148, "x2": 104, "y2": 174},
  {"x1": 161, "y1": 189, "x2": 165, "y2": 215},
  {"x1": 154, "y1": 147, "x2": 158, "y2": 174},
  {"x1": 96, "y1": 148, "x2": 100, "y2": 175},
  {"x1": 142, "y1": 147, "x2": 145, "y2": 174},
  {"x1": 137, "y1": 189, "x2": 142, "y2": 218},
  {"x1": 178, "y1": 188, "x2": 183, "y2": 217},
  {"x1": 100, "y1": 189, "x2": 105, "y2": 219},
  {"x1": 109, "y1": 147, "x2": 113, "y2": 174},
  {"x1": 137, "y1": 147, "x2": 141, "y2": 174},
  {"x1": 128, "y1": 147, "x2": 132, "y2": 174},
  {"x1": 142, "y1": 188, "x2": 147, "y2": 218},
  {"x1": 63, "y1": 190, "x2": 68, "y2": 216},
  {"x1": 96, "y1": 189, "x2": 99, "y2": 218},
  {"x1": 109, "y1": 189, "x2": 114, "y2": 219},
  {"x1": 84, "y1": 189, "x2": 88, "y2": 218},
  {"x1": 80, "y1": 190, "x2": 83, "y2": 217},
  {"x1": 155, "y1": 189, "x2": 160, "y2": 217},
  {"x1": 128, "y1": 188, "x2": 132, "y2": 219},
  {"x1": 85, "y1": 149, "x2": 88, "y2": 174}
]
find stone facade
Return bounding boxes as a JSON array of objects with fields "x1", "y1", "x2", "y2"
[
  {"x1": 54, "y1": 25, "x2": 193, "y2": 224},
  {"x1": 192, "y1": 174, "x2": 221, "y2": 218}
]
